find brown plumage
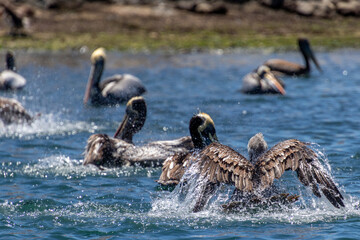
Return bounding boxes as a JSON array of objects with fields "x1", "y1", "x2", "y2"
[
  {"x1": 189, "y1": 133, "x2": 344, "y2": 211},
  {"x1": 0, "y1": 97, "x2": 32, "y2": 125},
  {"x1": 241, "y1": 65, "x2": 286, "y2": 95},
  {"x1": 264, "y1": 38, "x2": 322, "y2": 76},
  {"x1": 83, "y1": 96, "x2": 194, "y2": 169},
  {"x1": 157, "y1": 112, "x2": 218, "y2": 186},
  {"x1": 84, "y1": 134, "x2": 193, "y2": 169}
]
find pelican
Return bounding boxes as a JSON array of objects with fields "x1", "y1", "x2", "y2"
[
  {"x1": 264, "y1": 38, "x2": 322, "y2": 76},
  {"x1": 83, "y1": 48, "x2": 146, "y2": 105},
  {"x1": 181, "y1": 133, "x2": 344, "y2": 212},
  {"x1": 157, "y1": 112, "x2": 219, "y2": 186},
  {"x1": 0, "y1": 97, "x2": 32, "y2": 125},
  {"x1": 83, "y1": 96, "x2": 194, "y2": 169},
  {"x1": 0, "y1": 51, "x2": 26, "y2": 90},
  {"x1": 241, "y1": 65, "x2": 286, "y2": 95}
]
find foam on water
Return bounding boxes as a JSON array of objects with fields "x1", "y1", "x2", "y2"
[
  {"x1": 0, "y1": 113, "x2": 102, "y2": 140},
  {"x1": 150, "y1": 148, "x2": 360, "y2": 225},
  {"x1": 11, "y1": 155, "x2": 158, "y2": 179}
]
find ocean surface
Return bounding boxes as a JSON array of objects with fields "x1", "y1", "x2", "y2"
[{"x1": 0, "y1": 48, "x2": 359, "y2": 239}]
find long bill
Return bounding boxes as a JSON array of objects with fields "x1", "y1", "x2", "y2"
[
  {"x1": 264, "y1": 72, "x2": 286, "y2": 95},
  {"x1": 83, "y1": 65, "x2": 96, "y2": 104},
  {"x1": 309, "y1": 49, "x2": 322, "y2": 72},
  {"x1": 113, "y1": 113, "x2": 130, "y2": 140}
]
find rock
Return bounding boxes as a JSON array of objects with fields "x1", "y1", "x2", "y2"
[
  {"x1": 175, "y1": 1, "x2": 197, "y2": 12},
  {"x1": 259, "y1": 0, "x2": 284, "y2": 9},
  {"x1": 44, "y1": 0, "x2": 84, "y2": 9},
  {"x1": 263, "y1": 0, "x2": 336, "y2": 18},
  {"x1": 176, "y1": 1, "x2": 228, "y2": 15},
  {"x1": 295, "y1": 1, "x2": 316, "y2": 16},
  {"x1": 336, "y1": 0, "x2": 360, "y2": 16},
  {"x1": 312, "y1": 0, "x2": 336, "y2": 18},
  {"x1": 194, "y1": 2, "x2": 228, "y2": 14}
]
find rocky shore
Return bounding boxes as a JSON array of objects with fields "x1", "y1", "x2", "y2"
[{"x1": 0, "y1": 0, "x2": 359, "y2": 50}]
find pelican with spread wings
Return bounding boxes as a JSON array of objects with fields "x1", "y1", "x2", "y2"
[
  {"x1": 157, "y1": 112, "x2": 219, "y2": 186},
  {"x1": 186, "y1": 133, "x2": 344, "y2": 212}
]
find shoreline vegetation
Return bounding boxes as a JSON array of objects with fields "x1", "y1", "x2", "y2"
[{"x1": 0, "y1": 1, "x2": 360, "y2": 52}]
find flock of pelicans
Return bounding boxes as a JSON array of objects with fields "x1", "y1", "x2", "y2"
[{"x1": 1, "y1": 38, "x2": 345, "y2": 213}]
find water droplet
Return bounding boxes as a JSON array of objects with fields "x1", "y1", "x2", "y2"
[{"x1": 342, "y1": 70, "x2": 348, "y2": 76}]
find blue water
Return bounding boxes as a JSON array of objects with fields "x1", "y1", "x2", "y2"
[{"x1": 0, "y1": 49, "x2": 360, "y2": 239}]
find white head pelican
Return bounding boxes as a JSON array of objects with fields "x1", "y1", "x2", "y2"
[{"x1": 83, "y1": 48, "x2": 146, "y2": 106}]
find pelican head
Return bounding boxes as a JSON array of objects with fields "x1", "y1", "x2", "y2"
[
  {"x1": 298, "y1": 38, "x2": 322, "y2": 72},
  {"x1": 189, "y1": 112, "x2": 218, "y2": 149},
  {"x1": 5, "y1": 51, "x2": 16, "y2": 72},
  {"x1": 248, "y1": 132, "x2": 268, "y2": 163},
  {"x1": 83, "y1": 48, "x2": 106, "y2": 104},
  {"x1": 257, "y1": 65, "x2": 286, "y2": 95},
  {"x1": 113, "y1": 96, "x2": 147, "y2": 143}
]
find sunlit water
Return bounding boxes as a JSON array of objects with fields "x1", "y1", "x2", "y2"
[{"x1": 0, "y1": 49, "x2": 360, "y2": 239}]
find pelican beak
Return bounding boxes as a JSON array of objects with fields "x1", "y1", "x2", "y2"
[
  {"x1": 202, "y1": 124, "x2": 219, "y2": 146},
  {"x1": 309, "y1": 49, "x2": 322, "y2": 73},
  {"x1": 264, "y1": 72, "x2": 286, "y2": 95},
  {"x1": 113, "y1": 112, "x2": 129, "y2": 139},
  {"x1": 209, "y1": 133, "x2": 219, "y2": 143},
  {"x1": 83, "y1": 60, "x2": 104, "y2": 105}
]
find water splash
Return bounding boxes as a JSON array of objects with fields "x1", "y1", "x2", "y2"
[
  {"x1": 18, "y1": 155, "x2": 159, "y2": 179},
  {"x1": 150, "y1": 151, "x2": 360, "y2": 225},
  {"x1": 0, "y1": 113, "x2": 102, "y2": 140}
]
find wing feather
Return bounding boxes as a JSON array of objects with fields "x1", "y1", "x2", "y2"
[
  {"x1": 157, "y1": 152, "x2": 192, "y2": 185},
  {"x1": 197, "y1": 142, "x2": 254, "y2": 192},
  {"x1": 83, "y1": 134, "x2": 122, "y2": 168},
  {"x1": 254, "y1": 139, "x2": 344, "y2": 208}
]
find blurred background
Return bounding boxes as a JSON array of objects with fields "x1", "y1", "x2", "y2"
[{"x1": 1, "y1": 0, "x2": 360, "y2": 51}]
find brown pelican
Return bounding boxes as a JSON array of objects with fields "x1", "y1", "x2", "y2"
[
  {"x1": 83, "y1": 48, "x2": 146, "y2": 106},
  {"x1": 264, "y1": 38, "x2": 322, "y2": 76},
  {"x1": 0, "y1": 51, "x2": 26, "y2": 90},
  {"x1": 0, "y1": 97, "x2": 32, "y2": 125},
  {"x1": 83, "y1": 96, "x2": 194, "y2": 169},
  {"x1": 157, "y1": 112, "x2": 218, "y2": 186},
  {"x1": 241, "y1": 65, "x2": 286, "y2": 95},
  {"x1": 184, "y1": 133, "x2": 344, "y2": 212}
]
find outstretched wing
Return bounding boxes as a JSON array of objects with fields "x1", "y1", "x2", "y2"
[
  {"x1": 157, "y1": 152, "x2": 194, "y2": 185},
  {"x1": 254, "y1": 139, "x2": 344, "y2": 208},
  {"x1": 197, "y1": 142, "x2": 255, "y2": 192}
]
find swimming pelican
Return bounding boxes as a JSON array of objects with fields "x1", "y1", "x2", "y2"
[
  {"x1": 241, "y1": 65, "x2": 286, "y2": 95},
  {"x1": 83, "y1": 48, "x2": 146, "y2": 105},
  {"x1": 183, "y1": 133, "x2": 344, "y2": 212},
  {"x1": 83, "y1": 96, "x2": 194, "y2": 169},
  {"x1": 264, "y1": 38, "x2": 322, "y2": 76},
  {"x1": 157, "y1": 112, "x2": 218, "y2": 186},
  {"x1": 0, "y1": 51, "x2": 26, "y2": 90},
  {"x1": 0, "y1": 97, "x2": 32, "y2": 125}
]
